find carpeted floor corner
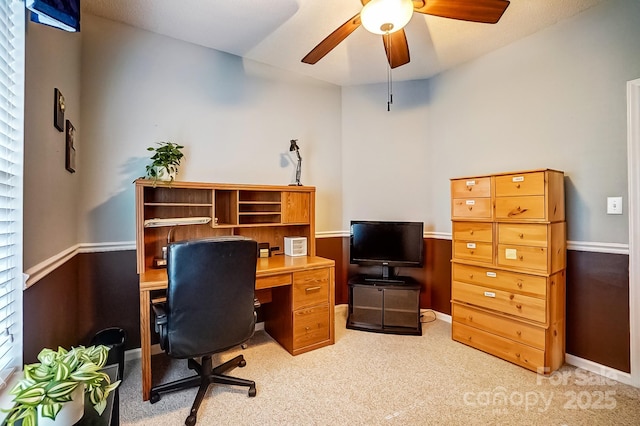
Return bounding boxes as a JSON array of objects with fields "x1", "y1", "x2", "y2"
[{"x1": 118, "y1": 305, "x2": 640, "y2": 425}]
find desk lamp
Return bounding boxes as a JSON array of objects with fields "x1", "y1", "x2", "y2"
[{"x1": 289, "y1": 139, "x2": 302, "y2": 186}]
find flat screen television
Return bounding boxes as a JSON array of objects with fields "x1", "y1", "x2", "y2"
[{"x1": 350, "y1": 220, "x2": 424, "y2": 281}]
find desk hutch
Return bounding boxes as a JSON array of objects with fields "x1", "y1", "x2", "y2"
[{"x1": 135, "y1": 179, "x2": 335, "y2": 401}]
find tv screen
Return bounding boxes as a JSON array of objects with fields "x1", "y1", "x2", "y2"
[{"x1": 349, "y1": 221, "x2": 424, "y2": 271}]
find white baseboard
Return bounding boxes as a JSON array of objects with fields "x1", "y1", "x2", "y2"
[{"x1": 564, "y1": 354, "x2": 633, "y2": 386}]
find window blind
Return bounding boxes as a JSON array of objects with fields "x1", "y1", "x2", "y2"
[{"x1": 0, "y1": 0, "x2": 24, "y2": 389}]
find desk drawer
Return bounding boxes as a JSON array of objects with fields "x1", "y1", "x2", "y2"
[
  {"x1": 453, "y1": 240, "x2": 493, "y2": 263},
  {"x1": 452, "y1": 281, "x2": 546, "y2": 323},
  {"x1": 452, "y1": 321, "x2": 544, "y2": 372},
  {"x1": 495, "y1": 171, "x2": 545, "y2": 197},
  {"x1": 495, "y1": 195, "x2": 546, "y2": 221},
  {"x1": 255, "y1": 273, "x2": 292, "y2": 290},
  {"x1": 452, "y1": 198, "x2": 492, "y2": 220},
  {"x1": 497, "y1": 244, "x2": 548, "y2": 272},
  {"x1": 451, "y1": 177, "x2": 491, "y2": 198},
  {"x1": 293, "y1": 268, "x2": 329, "y2": 310},
  {"x1": 452, "y1": 263, "x2": 547, "y2": 298},
  {"x1": 498, "y1": 223, "x2": 548, "y2": 247},
  {"x1": 453, "y1": 222, "x2": 493, "y2": 243},
  {"x1": 293, "y1": 304, "x2": 330, "y2": 350},
  {"x1": 452, "y1": 303, "x2": 546, "y2": 350}
]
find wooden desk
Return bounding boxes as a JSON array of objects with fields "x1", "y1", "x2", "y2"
[{"x1": 138, "y1": 255, "x2": 335, "y2": 401}]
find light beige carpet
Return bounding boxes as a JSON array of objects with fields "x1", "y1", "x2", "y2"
[{"x1": 119, "y1": 305, "x2": 640, "y2": 425}]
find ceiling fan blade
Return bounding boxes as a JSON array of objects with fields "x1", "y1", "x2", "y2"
[
  {"x1": 302, "y1": 13, "x2": 362, "y2": 64},
  {"x1": 413, "y1": 0, "x2": 510, "y2": 24},
  {"x1": 382, "y1": 29, "x2": 410, "y2": 69}
]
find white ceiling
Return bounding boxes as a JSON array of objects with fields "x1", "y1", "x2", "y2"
[{"x1": 81, "y1": 0, "x2": 610, "y2": 86}]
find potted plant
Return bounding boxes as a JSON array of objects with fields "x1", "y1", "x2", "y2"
[
  {"x1": 2, "y1": 345, "x2": 121, "y2": 426},
  {"x1": 145, "y1": 141, "x2": 184, "y2": 184}
]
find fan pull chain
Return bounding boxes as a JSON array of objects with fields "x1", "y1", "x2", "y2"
[{"x1": 386, "y1": 31, "x2": 393, "y2": 111}]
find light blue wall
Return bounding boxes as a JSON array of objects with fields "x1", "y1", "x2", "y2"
[
  {"x1": 77, "y1": 15, "x2": 343, "y2": 247},
  {"x1": 24, "y1": 0, "x2": 640, "y2": 271},
  {"x1": 24, "y1": 20, "x2": 82, "y2": 269},
  {"x1": 343, "y1": 0, "x2": 640, "y2": 244}
]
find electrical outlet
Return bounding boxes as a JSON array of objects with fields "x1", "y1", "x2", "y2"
[{"x1": 607, "y1": 197, "x2": 623, "y2": 215}]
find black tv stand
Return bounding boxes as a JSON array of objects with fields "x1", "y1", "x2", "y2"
[
  {"x1": 364, "y1": 277, "x2": 405, "y2": 284},
  {"x1": 347, "y1": 275, "x2": 421, "y2": 336}
]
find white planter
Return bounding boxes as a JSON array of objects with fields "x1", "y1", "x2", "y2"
[
  {"x1": 37, "y1": 384, "x2": 84, "y2": 425},
  {"x1": 155, "y1": 166, "x2": 176, "y2": 181}
]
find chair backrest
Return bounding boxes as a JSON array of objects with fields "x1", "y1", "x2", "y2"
[{"x1": 165, "y1": 236, "x2": 258, "y2": 359}]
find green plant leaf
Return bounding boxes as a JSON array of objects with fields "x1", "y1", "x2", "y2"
[
  {"x1": 40, "y1": 401, "x2": 63, "y2": 420},
  {"x1": 53, "y1": 361, "x2": 70, "y2": 381},
  {"x1": 45, "y1": 380, "x2": 78, "y2": 400},
  {"x1": 13, "y1": 383, "x2": 46, "y2": 406},
  {"x1": 93, "y1": 399, "x2": 107, "y2": 416}
]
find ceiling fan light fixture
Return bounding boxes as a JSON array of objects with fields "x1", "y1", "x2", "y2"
[{"x1": 361, "y1": 0, "x2": 414, "y2": 35}]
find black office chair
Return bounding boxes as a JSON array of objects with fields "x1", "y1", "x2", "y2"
[{"x1": 149, "y1": 236, "x2": 258, "y2": 426}]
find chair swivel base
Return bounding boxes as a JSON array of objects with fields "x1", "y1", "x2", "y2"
[{"x1": 149, "y1": 354, "x2": 256, "y2": 426}]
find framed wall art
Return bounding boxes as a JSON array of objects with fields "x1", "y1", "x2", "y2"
[
  {"x1": 65, "y1": 119, "x2": 76, "y2": 173},
  {"x1": 54, "y1": 88, "x2": 65, "y2": 131}
]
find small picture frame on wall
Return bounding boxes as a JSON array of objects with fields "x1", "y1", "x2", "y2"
[
  {"x1": 54, "y1": 88, "x2": 65, "y2": 131},
  {"x1": 65, "y1": 120, "x2": 76, "y2": 173}
]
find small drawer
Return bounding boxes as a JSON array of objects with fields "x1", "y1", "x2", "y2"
[
  {"x1": 451, "y1": 177, "x2": 491, "y2": 198},
  {"x1": 452, "y1": 222, "x2": 493, "y2": 243},
  {"x1": 452, "y1": 263, "x2": 547, "y2": 298},
  {"x1": 451, "y1": 198, "x2": 492, "y2": 220},
  {"x1": 452, "y1": 303, "x2": 546, "y2": 350},
  {"x1": 453, "y1": 241, "x2": 493, "y2": 263},
  {"x1": 293, "y1": 268, "x2": 329, "y2": 310},
  {"x1": 293, "y1": 304, "x2": 330, "y2": 350},
  {"x1": 452, "y1": 281, "x2": 546, "y2": 323},
  {"x1": 452, "y1": 322, "x2": 545, "y2": 372},
  {"x1": 495, "y1": 195, "x2": 546, "y2": 220},
  {"x1": 495, "y1": 171, "x2": 545, "y2": 197},
  {"x1": 498, "y1": 223, "x2": 548, "y2": 247},
  {"x1": 497, "y1": 245, "x2": 548, "y2": 272},
  {"x1": 255, "y1": 273, "x2": 292, "y2": 290}
]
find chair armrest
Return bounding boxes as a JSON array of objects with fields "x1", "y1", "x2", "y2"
[
  {"x1": 152, "y1": 302, "x2": 168, "y2": 350},
  {"x1": 152, "y1": 303, "x2": 167, "y2": 326}
]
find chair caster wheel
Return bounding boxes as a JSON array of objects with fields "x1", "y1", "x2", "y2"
[
  {"x1": 185, "y1": 414, "x2": 197, "y2": 426},
  {"x1": 238, "y1": 359, "x2": 247, "y2": 367},
  {"x1": 249, "y1": 386, "x2": 257, "y2": 397},
  {"x1": 149, "y1": 393, "x2": 161, "y2": 404}
]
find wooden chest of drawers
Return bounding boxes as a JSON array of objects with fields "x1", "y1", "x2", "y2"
[{"x1": 450, "y1": 169, "x2": 566, "y2": 374}]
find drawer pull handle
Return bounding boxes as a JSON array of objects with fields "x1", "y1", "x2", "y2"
[
  {"x1": 305, "y1": 286, "x2": 322, "y2": 292},
  {"x1": 468, "y1": 316, "x2": 473, "y2": 321},
  {"x1": 517, "y1": 281, "x2": 523, "y2": 288},
  {"x1": 516, "y1": 330, "x2": 522, "y2": 336},
  {"x1": 516, "y1": 304, "x2": 522, "y2": 309},
  {"x1": 516, "y1": 184, "x2": 521, "y2": 189},
  {"x1": 468, "y1": 206, "x2": 473, "y2": 211},
  {"x1": 305, "y1": 326, "x2": 310, "y2": 331},
  {"x1": 469, "y1": 274, "x2": 474, "y2": 279},
  {"x1": 519, "y1": 233, "x2": 524, "y2": 238},
  {"x1": 516, "y1": 353, "x2": 521, "y2": 358},
  {"x1": 519, "y1": 256, "x2": 524, "y2": 261},
  {"x1": 509, "y1": 294, "x2": 515, "y2": 300},
  {"x1": 469, "y1": 230, "x2": 474, "y2": 235}
]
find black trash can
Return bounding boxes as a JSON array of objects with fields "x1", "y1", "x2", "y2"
[{"x1": 91, "y1": 327, "x2": 127, "y2": 380}]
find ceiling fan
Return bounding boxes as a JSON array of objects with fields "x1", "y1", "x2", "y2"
[{"x1": 301, "y1": 0, "x2": 511, "y2": 69}]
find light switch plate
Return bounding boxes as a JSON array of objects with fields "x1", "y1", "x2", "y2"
[{"x1": 607, "y1": 197, "x2": 623, "y2": 215}]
